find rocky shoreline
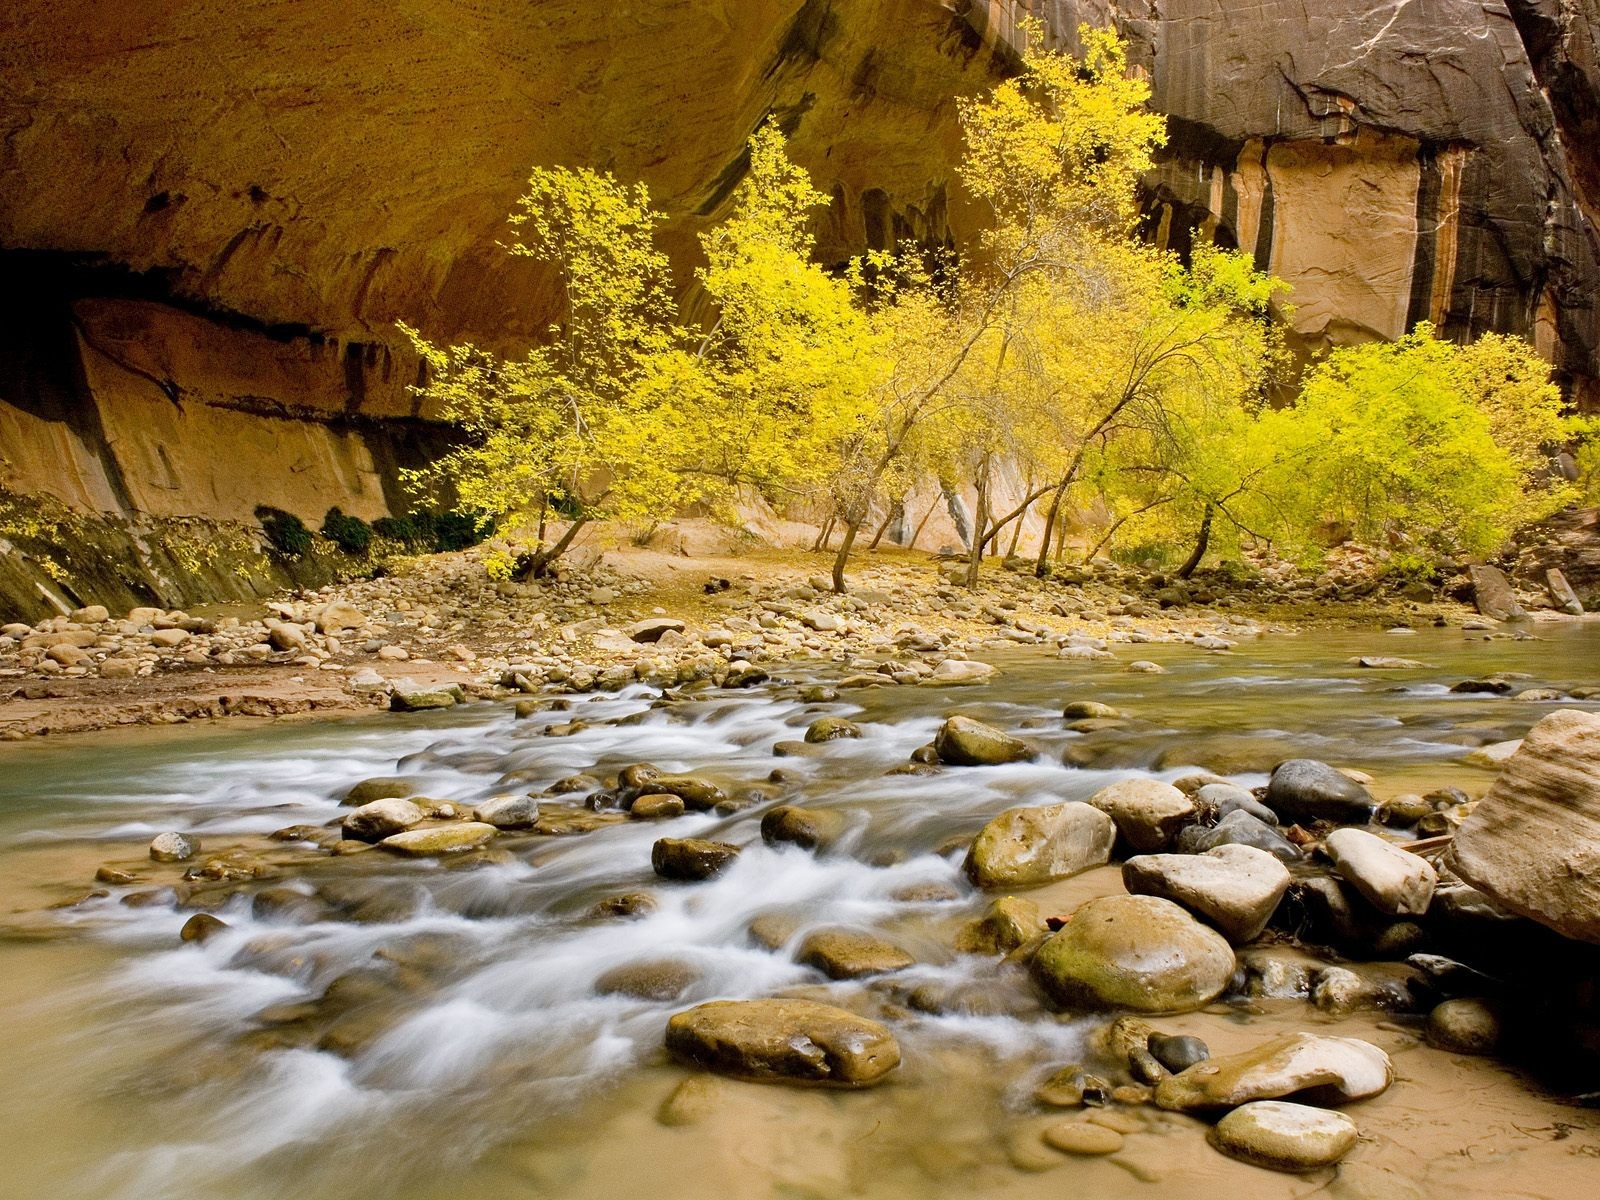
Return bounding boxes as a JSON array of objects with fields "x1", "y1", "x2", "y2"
[{"x1": 3, "y1": 541, "x2": 1589, "y2": 742}]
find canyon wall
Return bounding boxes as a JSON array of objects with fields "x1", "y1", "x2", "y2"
[{"x1": 1, "y1": 0, "x2": 1597, "y2": 549}]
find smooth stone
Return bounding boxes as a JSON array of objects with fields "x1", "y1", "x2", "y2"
[
  {"x1": 340, "y1": 798, "x2": 426, "y2": 842},
  {"x1": 1264, "y1": 760, "x2": 1374, "y2": 824},
  {"x1": 647, "y1": 776, "x2": 727, "y2": 811},
  {"x1": 1148, "y1": 1033, "x2": 1209, "y2": 1073},
  {"x1": 925, "y1": 659, "x2": 997, "y2": 685},
  {"x1": 1447, "y1": 710, "x2": 1600, "y2": 943},
  {"x1": 652, "y1": 837, "x2": 740, "y2": 880},
  {"x1": 342, "y1": 777, "x2": 417, "y2": 806},
  {"x1": 934, "y1": 715, "x2": 1032, "y2": 765},
  {"x1": 760, "y1": 805, "x2": 848, "y2": 851},
  {"x1": 1324, "y1": 828, "x2": 1437, "y2": 916},
  {"x1": 149, "y1": 832, "x2": 199, "y2": 862},
  {"x1": 630, "y1": 793, "x2": 686, "y2": 819},
  {"x1": 1031, "y1": 895, "x2": 1236, "y2": 1013},
  {"x1": 963, "y1": 801, "x2": 1115, "y2": 888},
  {"x1": 472, "y1": 793, "x2": 541, "y2": 829},
  {"x1": 664, "y1": 998, "x2": 900, "y2": 1086},
  {"x1": 628, "y1": 617, "x2": 686, "y2": 643},
  {"x1": 1177, "y1": 810, "x2": 1301, "y2": 862},
  {"x1": 1086, "y1": 777, "x2": 1197, "y2": 852},
  {"x1": 378, "y1": 823, "x2": 498, "y2": 856},
  {"x1": 1194, "y1": 783, "x2": 1279, "y2": 825},
  {"x1": 1209, "y1": 1101, "x2": 1359, "y2": 1172},
  {"x1": 1042, "y1": 1121, "x2": 1123, "y2": 1155},
  {"x1": 796, "y1": 927, "x2": 915, "y2": 979},
  {"x1": 389, "y1": 682, "x2": 462, "y2": 711},
  {"x1": 595, "y1": 958, "x2": 699, "y2": 1001},
  {"x1": 179, "y1": 912, "x2": 228, "y2": 943},
  {"x1": 1155, "y1": 1033, "x2": 1392, "y2": 1112},
  {"x1": 956, "y1": 896, "x2": 1046, "y2": 954},
  {"x1": 804, "y1": 717, "x2": 861, "y2": 743},
  {"x1": 1425, "y1": 998, "x2": 1502, "y2": 1055},
  {"x1": 1062, "y1": 700, "x2": 1122, "y2": 720},
  {"x1": 1123, "y1": 844, "x2": 1290, "y2": 944},
  {"x1": 1034, "y1": 1065, "x2": 1111, "y2": 1108}
]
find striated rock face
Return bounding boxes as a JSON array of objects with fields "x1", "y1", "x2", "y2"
[{"x1": 1, "y1": 0, "x2": 1596, "y2": 535}]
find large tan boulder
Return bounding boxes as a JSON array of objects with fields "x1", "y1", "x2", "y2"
[
  {"x1": 963, "y1": 802, "x2": 1115, "y2": 888},
  {"x1": 1448, "y1": 710, "x2": 1600, "y2": 943},
  {"x1": 665, "y1": 999, "x2": 900, "y2": 1086},
  {"x1": 1085, "y1": 777, "x2": 1196, "y2": 851},
  {"x1": 1155, "y1": 1032, "x2": 1392, "y2": 1112}
]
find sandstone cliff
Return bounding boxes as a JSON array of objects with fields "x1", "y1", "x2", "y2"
[{"x1": 1, "y1": 0, "x2": 1596, "y2": 540}]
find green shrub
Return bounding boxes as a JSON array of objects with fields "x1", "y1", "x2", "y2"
[
  {"x1": 321, "y1": 507, "x2": 374, "y2": 556},
  {"x1": 254, "y1": 506, "x2": 312, "y2": 557},
  {"x1": 373, "y1": 508, "x2": 491, "y2": 553}
]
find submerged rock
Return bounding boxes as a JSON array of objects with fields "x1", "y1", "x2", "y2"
[
  {"x1": 957, "y1": 896, "x2": 1046, "y2": 954},
  {"x1": 796, "y1": 927, "x2": 915, "y2": 979},
  {"x1": 595, "y1": 958, "x2": 699, "y2": 1001},
  {"x1": 804, "y1": 716, "x2": 861, "y2": 743},
  {"x1": 963, "y1": 801, "x2": 1115, "y2": 888},
  {"x1": 1264, "y1": 760, "x2": 1374, "y2": 824},
  {"x1": 1209, "y1": 1101, "x2": 1359, "y2": 1172},
  {"x1": 1031, "y1": 895, "x2": 1236, "y2": 1013},
  {"x1": 1086, "y1": 777, "x2": 1197, "y2": 851},
  {"x1": 1447, "y1": 709, "x2": 1600, "y2": 943},
  {"x1": 1122, "y1": 844, "x2": 1290, "y2": 944},
  {"x1": 1154, "y1": 1033, "x2": 1392, "y2": 1112},
  {"x1": 934, "y1": 715, "x2": 1032, "y2": 765},
  {"x1": 1324, "y1": 828, "x2": 1437, "y2": 916},
  {"x1": 378, "y1": 822, "x2": 498, "y2": 856},
  {"x1": 760, "y1": 805, "x2": 848, "y2": 851},
  {"x1": 664, "y1": 998, "x2": 900, "y2": 1086}
]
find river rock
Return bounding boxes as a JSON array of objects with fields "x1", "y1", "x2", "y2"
[
  {"x1": 1546, "y1": 568, "x2": 1584, "y2": 615},
  {"x1": 390, "y1": 681, "x2": 462, "y2": 711},
  {"x1": 1122, "y1": 844, "x2": 1291, "y2": 943},
  {"x1": 1468, "y1": 564, "x2": 1527, "y2": 621},
  {"x1": 342, "y1": 776, "x2": 417, "y2": 806},
  {"x1": 595, "y1": 958, "x2": 699, "y2": 1001},
  {"x1": 1042, "y1": 1121, "x2": 1123, "y2": 1155},
  {"x1": 340, "y1": 798, "x2": 426, "y2": 842},
  {"x1": 1178, "y1": 810, "x2": 1301, "y2": 862},
  {"x1": 1154, "y1": 1032, "x2": 1392, "y2": 1112},
  {"x1": 1148, "y1": 1033, "x2": 1209, "y2": 1073},
  {"x1": 804, "y1": 717, "x2": 860, "y2": 743},
  {"x1": 628, "y1": 617, "x2": 685, "y2": 643},
  {"x1": 652, "y1": 837, "x2": 740, "y2": 880},
  {"x1": 1425, "y1": 998, "x2": 1502, "y2": 1054},
  {"x1": 957, "y1": 895, "x2": 1046, "y2": 954},
  {"x1": 1031, "y1": 895, "x2": 1236, "y2": 1013},
  {"x1": 1063, "y1": 700, "x2": 1122, "y2": 720},
  {"x1": 1086, "y1": 778, "x2": 1196, "y2": 851},
  {"x1": 473, "y1": 793, "x2": 540, "y2": 829},
  {"x1": 1209, "y1": 1101, "x2": 1359, "y2": 1172},
  {"x1": 926, "y1": 659, "x2": 997, "y2": 685},
  {"x1": 760, "y1": 805, "x2": 848, "y2": 851},
  {"x1": 630, "y1": 793, "x2": 685, "y2": 819},
  {"x1": 964, "y1": 801, "x2": 1115, "y2": 888},
  {"x1": 1263, "y1": 760, "x2": 1374, "y2": 824},
  {"x1": 1448, "y1": 710, "x2": 1600, "y2": 943},
  {"x1": 149, "y1": 832, "x2": 199, "y2": 862},
  {"x1": 378, "y1": 822, "x2": 498, "y2": 856},
  {"x1": 647, "y1": 775, "x2": 726, "y2": 811},
  {"x1": 796, "y1": 927, "x2": 915, "y2": 978},
  {"x1": 1324, "y1": 828, "x2": 1437, "y2": 915},
  {"x1": 180, "y1": 912, "x2": 228, "y2": 943},
  {"x1": 934, "y1": 715, "x2": 1032, "y2": 765},
  {"x1": 1195, "y1": 782, "x2": 1280, "y2": 825},
  {"x1": 664, "y1": 999, "x2": 900, "y2": 1086},
  {"x1": 315, "y1": 600, "x2": 367, "y2": 633}
]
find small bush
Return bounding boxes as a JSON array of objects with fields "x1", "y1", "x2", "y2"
[
  {"x1": 321, "y1": 507, "x2": 374, "y2": 556},
  {"x1": 254, "y1": 505, "x2": 312, "y2": 557},
  {"x1": 372, "y1": 508, "x2": 492, "y2": 554}
]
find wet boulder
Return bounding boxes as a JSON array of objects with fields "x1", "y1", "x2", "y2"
[
  {"x1": 760, "y1": 805, "x2": 848, "y2": 852},
  {"x1": 651, "y1": 837, "x2": 740, "y2": 880},
  {"x1": 1425, "y1": 998, "x2": 1502, "y2": 1055},
  {"x1": 1177, "y1": 810, "x2": 1301, "y2": 862},
  {"x1": 957, "y1": 896, "x2": 1047, "y2": 955},
  {"x1": 1030, "y1": 895, "x2": 1236, "y2": 1013},
  {"x1": 1209, "y1": 1101, "x2": 1359, "y2": 1173},
  {"x1": 1324, "y1": 828, "x2": 1437, "y2": 916},
  {"x1": 963, "y1": 801, "x2": 1115, "y2": 888},
  {"x1": 149, "y1": 832, "x2": 199, "y2": 862},
  {"x1": 378, "y1": 822, "x2": 498, "y2": 856},
  {"x1": 595, "y1": 958, "x2": 700, "y2": 1001},
  {"x1": 1086, "y1": 778, "x2": 1197, "y2": 852},
  {"x1": 1122, "y1": 844, "x2": 1291, "y2": 944},
  {"x1": 1263, "y1": 760, "x2": 1374, "y2": 825},
  {"x1": 647, "y1": 775, "x2": 726, "y2": 811},
  {"x1": 389, "y1": 681, "x2": 464, "y2": 711},
  {"x1": 804, "y1": 716, "x2": 861, "y2": 743},
  {"x1": 342, "y1": 777, "x2": 417, "y2": 807},
  {"x1": 1062, "y1": 700, "x2": 1122, "y2": 720},
  {"x1": 472, "y1": 794, "x2": 541, "y2": 830},
  {"x1": 629, "y1": 793, "x2": 685, "y2": 820},
  {"x1": 796, "y1": 927, "x2": 915, "y2": 979},
  {"x1": 664, "y1": 998, "x2": 900, "y2": 1086},
  {"x1": 1154, "y1": 1032, "x2": 1392, "y2": 1112},
  {"x1": 1447, "y1": 710, "x2": 1600, "y2": 943},
  {"x1": 1468, "y1": 564, "x2": 1527, "y2": 621},
  {"x1": 934, "y1": 715, "x2": 1032, "y2": 766},
  {"x1": 340, "y1": 798, "x2": 426, "y2": 842},
  {"x1": 1194, "y1": 783, "x2": 1279, "y2": 825},
  {"x1": 926, "y1": 659, "x2": 997, "y2": 685}
]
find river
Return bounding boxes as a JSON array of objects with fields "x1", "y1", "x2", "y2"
[{"x1": 2, "y1": 622, "x2": 1598, "y2": 1200}]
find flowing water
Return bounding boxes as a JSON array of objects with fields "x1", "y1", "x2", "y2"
[{"x1": 3, "y1": 624, "x2": 1600, "y2": 1200}]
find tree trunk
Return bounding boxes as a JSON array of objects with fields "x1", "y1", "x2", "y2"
[
  {"x1": 811, "y1": 515, "x2": 835, "y2": 553},
  {"x1": 831, "y1": 518, "x2": 863, "y2": 593},
  {"x1": 965, "y1": 456, "x2": 991, "y2": 590},
  {"x1": 867, "y1": 500, "x2": 902, "y2": 552},
  {"x1": 522, "y1": 516, "x2": 589, "y2": 579},
  {"x1": 1176, "y1": 503, "x2": 1214, "y2": 579},
  {"x1": 1005, "y1": 498, "x2": 1027, "y2": 559},
  {"x1": 1034, "y1": 477, "x2": 1070, "y2": 577},
  {"x1": 906, "y1": 496, "x2": 940, "y2": 550}
]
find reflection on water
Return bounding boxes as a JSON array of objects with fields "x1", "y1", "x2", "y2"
[{"x1": 1, "y1": 623, "x2": 1598, "y2": 1200}]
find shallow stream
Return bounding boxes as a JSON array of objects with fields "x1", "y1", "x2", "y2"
[{"x1": 3, "y1": 623, "x2": 1599, "y2": 1200}]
